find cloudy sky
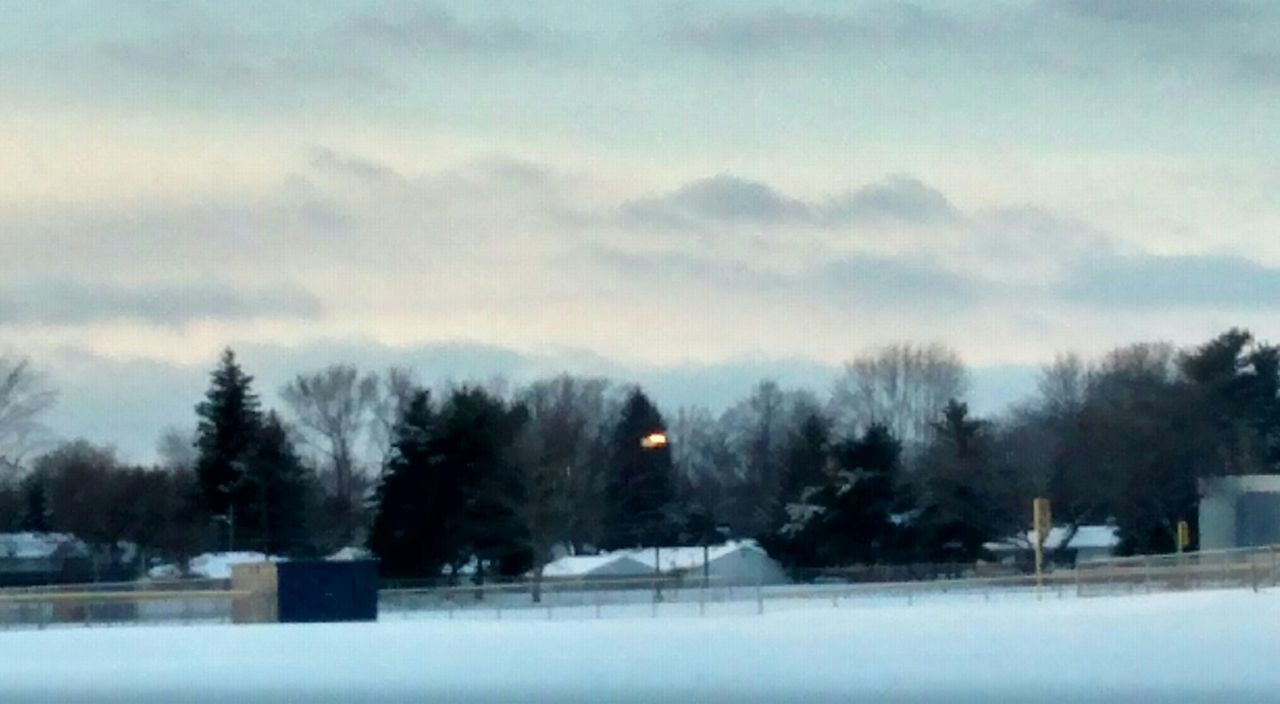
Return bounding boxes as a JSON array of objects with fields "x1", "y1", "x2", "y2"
[{"x1": 3, "y1": 0, "x2": 1279, "y2": 460}]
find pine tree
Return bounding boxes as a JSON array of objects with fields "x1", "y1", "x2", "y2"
[
  {"x1": 18, "y1": 476, "x2": 49, "y2": 532},
  {"x1": 367, "y1": 387, "x2": 531, "y2": 580},
  {"x1": 769, "y1": 424, "x2": 905, "y2": 569},
  {"x1": 440, "y1": 387, "x2": 530, "y2": 580},
  {"x1": 604, "y1": 388, "x2": 676, "y2": 549},
  {"x1": 368, "y1": 390, "x2": 459, "y2": 579},
  {"x1": 194, "y1": 348, "x2": 263, "y2": 548},
  {"x1": 915, "y1": 400, "x2": 998, "y2": 563},
  {"x1": 244, "y1": 412, "x2": 314, "y2": 556}
]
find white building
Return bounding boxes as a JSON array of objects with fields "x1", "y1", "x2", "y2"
[
  {"x1": 1200, "y1": 475, "x2": 1280, "y2": 550},
  {"x1": 985, "y1": 525, "x2": 1120, "y2": 565},
  {"x1": 628, "y1": 541, "x2": 789, "y2": 586},
  {"x1": 538, "y1": 553, "x2": 651, "y2": 580}
]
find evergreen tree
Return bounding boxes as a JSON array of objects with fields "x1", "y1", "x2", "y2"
[
  {"x1": 194, "y1": 349, "x2": 263, "y2": 531},
  {"x1": 604, "y1": 388, "x2": 676, "y2": 549},
  {"x1": 243, "y1": 412, "x2": 314, "y2": 556},
  {"x1": 368, "y1": 390, "x2": 449, "y2": 579},
  {"x1": 367, "y1": 387, "x2": 531, "y2": 580},
  {"x1": 914, "y1": 401, "x2": 1000, "y2": 563},
  {"x1": 770, "y1": 424, "x2": 905, "y2": 569},
  {"x1": 18, "y1": 476, "x2": 49, "y2": 532},
  {"x1": 780, "y1": 411, "x2": 831, "y2": 510},
  {"x1": 442, "y1": 387, "x2": 530, "y2": 579}
]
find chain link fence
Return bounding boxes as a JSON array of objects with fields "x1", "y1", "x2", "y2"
[{"x1": 3, "y1": 545, "x2": 1277, "y2": 630}]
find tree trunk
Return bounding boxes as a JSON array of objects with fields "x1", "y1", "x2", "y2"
[{"x1": 531, "y1": 564, "x2": 544, "y2": 604}]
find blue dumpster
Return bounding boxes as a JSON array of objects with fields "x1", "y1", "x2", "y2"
[{"x1": 276, "y1": 560, "x2": 378, "y2": 623}]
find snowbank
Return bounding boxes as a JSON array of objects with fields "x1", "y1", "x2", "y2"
[
  {"x1": 147, "y1": 552, "x2": 281, "y2": 580},
  {"x1": 0, "y1": 588, "x2": 1276, "y2": 702}
]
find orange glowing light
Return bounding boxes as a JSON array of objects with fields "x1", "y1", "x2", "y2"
[{"x1": 640, "y1": 432, "x2": 669, "y2": 449}]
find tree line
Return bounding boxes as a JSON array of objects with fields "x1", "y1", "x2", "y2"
[{"x1": 0, "y1": 327, "x2": 1277, "y2": 582}]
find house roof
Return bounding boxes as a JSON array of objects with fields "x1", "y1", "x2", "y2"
[
  {"x1": 985, "y1": 525, "x2": 1120, "y2": 552},
  {"x1": 0, "y1": 532, "x2": 89, "y2": 560},
  {"x1": 627, "y1": 541, "x2": 767, "y2": 573},
  {"x1": 541, "y1": 553, "x2": 649, "y2": 578}
]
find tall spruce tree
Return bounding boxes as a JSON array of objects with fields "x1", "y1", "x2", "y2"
[
  {"x1": 367, "y1": 387, "x2": 531, "y2": 580},
  {"x1": 604, "y1": 388, "x2": 676, "y2": 549},
  {"x1": 368, "y1": 390, "x2": 449, "y2": 579},
  {"x1": 441, "y1": 387, "x2": 530, "y2": 580},
  {"x1": 914, "y1": 401, "x2": 1000, "y2": 563},
  {"x1": 770, "y1": 424, "x2": 906, "y2": 569},
  {"x1": 243, "y1": 412, "x2": 314, "y2": 556},
  {"x1": 194, "y1": 348, "x2": 263, "y2": 549}
]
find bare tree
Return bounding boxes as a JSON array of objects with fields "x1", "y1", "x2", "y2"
[
  {"x1": 280, "y1": 364, "x2": 379, "y2": 504},
  {"x1": 156, "y1": 426, "x2": 199, "y2": 473},
  {"x1": 0, "y1": 356, "x2": 58, "y2": 472},
  {"x1": 829, "y1": 343, "x2": 968, "y2": 447},
  {"x1": 369, "y1": 366, "x2": 420, "y2": 468},
  {"x1": 513, "y1": 375, "x2": 613, "y2": 601}
]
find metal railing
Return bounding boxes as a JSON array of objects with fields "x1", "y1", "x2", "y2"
[
  {"x1": 1075, "y1": 544, "x2": 1280, "y2": 597},
  {"x1": 0, "y1": 578, "x2": 246, "y2": 630},
  {"x1": 2, "y1": 545, "x2": 1276, "y2": 630}
]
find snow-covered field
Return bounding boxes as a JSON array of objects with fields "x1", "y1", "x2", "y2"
[{"x1": 0, "y1": 588, "x2": 1276, "y2": 703}]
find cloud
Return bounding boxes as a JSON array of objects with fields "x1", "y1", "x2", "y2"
[
  {"x1": 821, "y1": 176, "x2": 959, "y2": 226},
  {"x1": 1043, "y1": 0, "x2": 1260, "y2": 25},
  {"x1": 616, "y1": 174, "x2": 956, "y2": 230},
  {"x1": 342, "y1": 5, "x2": 540, "y2": 54},
  {"x1": 619, "y1": 175, "x2": 810, "y2": 229},
  {"x1": 818, "y1": 255, "x2": 987, "y2": 307},
  {"x1": 1060, "y1": 255, "x2": 1280, "y2": 309},
  {"x1": 670, "y1": 5, "x2": 947, "y2": 53},
  {"x1": 0, "y1": 282, "x2": 322, "y2": 326},
  {"x1": 308, "y1": 146, "x2": 408, "y2": 187}
]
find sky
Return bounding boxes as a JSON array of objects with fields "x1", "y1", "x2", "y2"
[{"x1": 2, "y1": 0, "x2": 1279, "y2": 461}]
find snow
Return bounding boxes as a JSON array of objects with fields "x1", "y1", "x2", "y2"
[
  {"x1": 147, "y1": 552, "x2": 281, "y2": 580},
  {"x1": 327, "y1": 547, "x2": 372, "y2": 561},
  {"x1": 628, "y1": 541, "x2": 766, "y2": 573},
  {"x1": 540, "y1": 553, "x2": 648, "y2": 578},
  {"x1": 987, "y1": 524, "x2": 1121, "y2": 552},
  {"x1": 0, "y1": 588, "x2": 1277, "y2": 702}
]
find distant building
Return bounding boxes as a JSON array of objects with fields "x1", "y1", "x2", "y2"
[
  {"x1": 538, "y1": 553, "x2": 652, "y2": 580},
  {"x1": 0, "y1": 532, "x2": 92, "y2": 587},
  {"x1": 1199, "y1": 475, "x2": 1280, "y2": 550},
  {"x1": 984, "y1": 525, "x2": 1120, "y2": 566},
  {"x1": 536, "y1": 541, "x2": 789, "y2": 586},
  {"x1": 628, "y1": 541, "x2": 789, "y2": 586}
]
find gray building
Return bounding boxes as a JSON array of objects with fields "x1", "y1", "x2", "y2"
[{"x1": 1199, "y1": 475, "x2": 1280, "y2": 550}]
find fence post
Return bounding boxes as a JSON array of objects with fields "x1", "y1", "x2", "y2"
[{"x1": 1264, "y1": 545, "x2": 1274, "y2": 591}]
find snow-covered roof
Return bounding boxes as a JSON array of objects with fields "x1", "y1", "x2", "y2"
[
  {"x1": 0, "y1": 532, "x2": 89, "y2": 560},
  {"x1": 185, "y1": 552, "x2": 281, "y2": 579},
  {"x1": 327, "y1": 547, "x2": 373, "y2": 561},
  {"x1": 986, "y1": 525, "x2": 1120, "y2": 552},
  {"x1": 541, "y1": 553, "x2": 649, "y2": 578},
  {"x1": 628, "y1": 541, "x2": 768, "y2": 574}
]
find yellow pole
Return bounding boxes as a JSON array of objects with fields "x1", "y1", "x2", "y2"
[{"x1": 1033, "y1": 498, "x2": 1051, "y2": 599}]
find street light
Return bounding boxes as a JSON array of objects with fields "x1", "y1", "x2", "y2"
[
  {"x1": 640, "y1": 431, "x2": 668, "y2": 449},
  {"x1": 639, "y1": 429, "x2": 669, "y2": 602}
]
